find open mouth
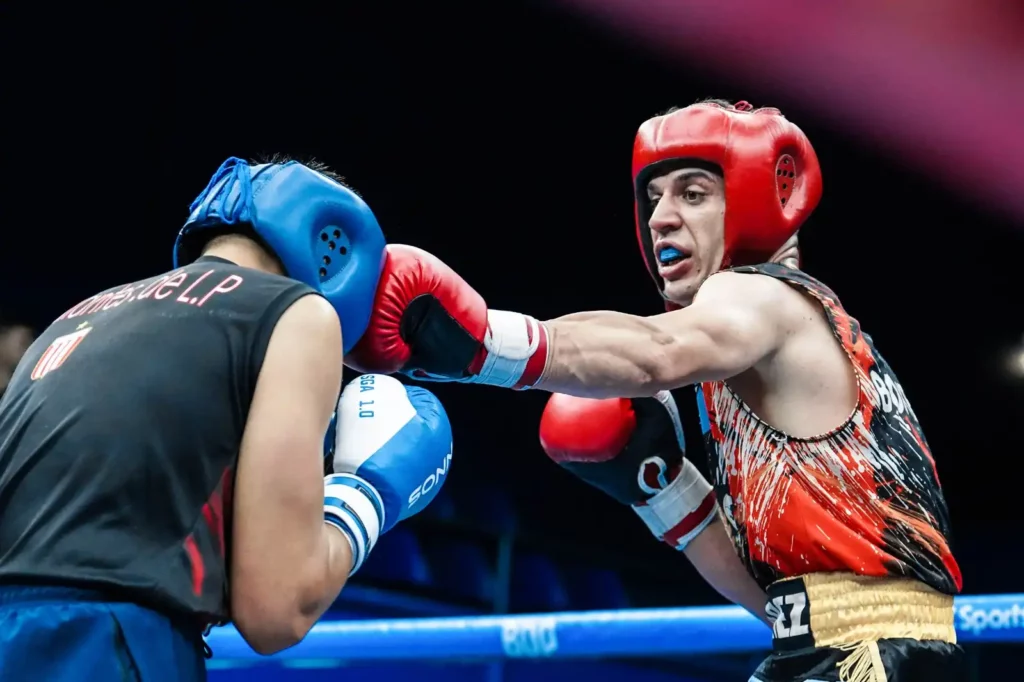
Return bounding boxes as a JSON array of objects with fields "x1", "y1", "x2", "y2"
[{"x1": 656, "y1": 245, "x2": 688, "y2": 268}]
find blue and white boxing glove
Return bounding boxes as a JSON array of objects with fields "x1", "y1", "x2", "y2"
[{"x1": 323, "y1": 374, "x2": 453, "y2": 574}]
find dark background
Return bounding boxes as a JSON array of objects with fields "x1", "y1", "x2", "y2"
[{"x1": 4, "y1": 0, "x2": 1022, "y2": 674}]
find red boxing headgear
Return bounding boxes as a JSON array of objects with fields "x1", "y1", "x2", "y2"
[{"x1": 632, "y1": 101, "x2": 822, "y2": 295}]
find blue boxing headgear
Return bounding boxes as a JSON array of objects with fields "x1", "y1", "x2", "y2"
[{"x1": 175, "y1": 157, "x2": 386, "y2": 353}]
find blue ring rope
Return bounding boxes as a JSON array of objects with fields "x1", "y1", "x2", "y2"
[{"x1": 205, "y1": 593, "x2": 1024, "y2": 662}]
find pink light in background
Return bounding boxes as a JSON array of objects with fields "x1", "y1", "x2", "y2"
[{"x1": 558, "y1": 0, "x2": 1024, "y2": 223}]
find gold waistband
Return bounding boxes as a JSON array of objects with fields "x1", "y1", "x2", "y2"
[
  {"x1": 768, "y1": 573, "x2": 956, "y2": 682},
  {"x1": 777, "y1": 572, "x2": 955, "y2": 647}
]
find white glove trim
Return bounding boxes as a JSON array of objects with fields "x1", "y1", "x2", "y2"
[
  {"x1": 334, "y1": 374, "x2": 418, "y2": 472},
  {"x1": 472, "y1": 310, "x2": 548, "y2": 389},
  {"x1": 324, "y1": 473, "x2": 384, "y2": 575},
  {"x1": 632, "y1": 458, "x2": 716, "y2": 551}
]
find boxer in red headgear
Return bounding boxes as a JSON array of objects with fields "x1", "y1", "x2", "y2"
[
  {"x1": 631, "y1": 100, "x2": 821, "y2": 305},
  {"x1": 350, "y1": 100, "x2": 965, "y2": 681}
]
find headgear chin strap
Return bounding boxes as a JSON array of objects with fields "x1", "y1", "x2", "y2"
[
  {"x1": 632, "y1": 101, "x2": 822, "y2": 298},
  {"x1": 175, "y1": 157, "x2": 386, "y2": 353}
]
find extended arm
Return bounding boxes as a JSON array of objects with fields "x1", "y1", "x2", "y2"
[
  {"x1": 536, "y1": 273, "x2": 792, "y2": 397},
  {"x1": 346, "y1": 245, "x2": 793, "y2": 397}
]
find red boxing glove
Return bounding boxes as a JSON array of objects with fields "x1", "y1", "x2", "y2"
[
  {"x1": 347, "y1": 245, "x2": 550, "y2": 389},
  {"x1": 539, "y1": 391, "x2": 717, "y2": 550}
]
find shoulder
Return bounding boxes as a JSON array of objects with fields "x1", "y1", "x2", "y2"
[
  {"x1": 254, "y1": 293, "x2": 342, "y2": 415},
  {"x1": 694, "y1": 270, "x2": 797, "y2": 308},
  {"x1": 693, "y1": 269, "x2": 822, "y2": 334},
  {"x1": 279, "y1": 293, "x2": 339, "y2": 329},
  {"x1": 272, "y1": 294, "x2": 341, "y2": 357}
]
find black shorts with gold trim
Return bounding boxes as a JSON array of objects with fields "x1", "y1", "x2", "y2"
[{"x1": 750, "y1": 573, "x2": 966, "y2": 682}]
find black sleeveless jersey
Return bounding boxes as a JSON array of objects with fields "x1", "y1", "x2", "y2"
[{"x1": 0, "y1": 256, "x2": 316, "y2": 626}]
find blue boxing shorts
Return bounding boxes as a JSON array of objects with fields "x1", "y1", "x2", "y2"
[{"x1": 0, "y1": 586, "x2": 207, "y2": 682}]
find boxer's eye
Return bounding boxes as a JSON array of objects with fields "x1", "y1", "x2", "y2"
[
  {"x1": 647, "y1": 196, "x2": 661, "y2": 210},
  {"x1": 681, "y1": 190, "x2": 704, "y2": 205}
]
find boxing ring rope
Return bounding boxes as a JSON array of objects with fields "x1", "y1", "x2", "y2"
[{"x1": 206, "y1": 594, "x2": 1024, "y2": 664}]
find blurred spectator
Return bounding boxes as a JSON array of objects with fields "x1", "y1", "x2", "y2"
[{"x1": 0, "y1": 317, "x2": 34, "y2": 397}]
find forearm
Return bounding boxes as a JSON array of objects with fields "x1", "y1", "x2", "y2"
[
  {"x1": 683, "y1": 517, "x2": 769, "y2": 625},
  {"x1": 352, "y1": 245, "x2": 780, "y2": 395},
  {"x1": 536, "y1": 312, "x2": 690, "y2": 398},
  {"x1": 235, "y1": 521, "x2": 354, "y2": 655},
  {"x1": 295, "y1": 524, "x2": 354, "y2": 630}
]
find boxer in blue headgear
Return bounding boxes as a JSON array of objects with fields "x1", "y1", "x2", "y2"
[
  {"x1": 175, "y1": 156, "x2": 387, "y2": 352},
  {"x1": 0, "y1": 155, "x2": 456, "y2": 681}
]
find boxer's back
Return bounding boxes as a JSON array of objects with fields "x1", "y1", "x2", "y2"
[{"x1": 0, "y1": 255, "x2": 315, "y2": 626}]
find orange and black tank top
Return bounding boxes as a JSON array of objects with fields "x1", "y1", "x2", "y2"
[{"x1": 695, "y1": 263, "x2": 962, "y2": 595}]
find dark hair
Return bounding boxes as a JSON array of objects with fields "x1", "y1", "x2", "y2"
[
  {"x1": 249, "y1": 153, "x2": 356, "y2": 193},
  {"x1": 661, "y1": 98, "x2": 738, "y2": 116}
]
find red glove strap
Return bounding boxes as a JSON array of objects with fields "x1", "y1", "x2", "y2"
[
  {"x1": 632, "y1": 459, "x2": 717, "y2": 551},
  {"x1": 466, "y1": 310, "x2": 549, "y2": 389}
]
